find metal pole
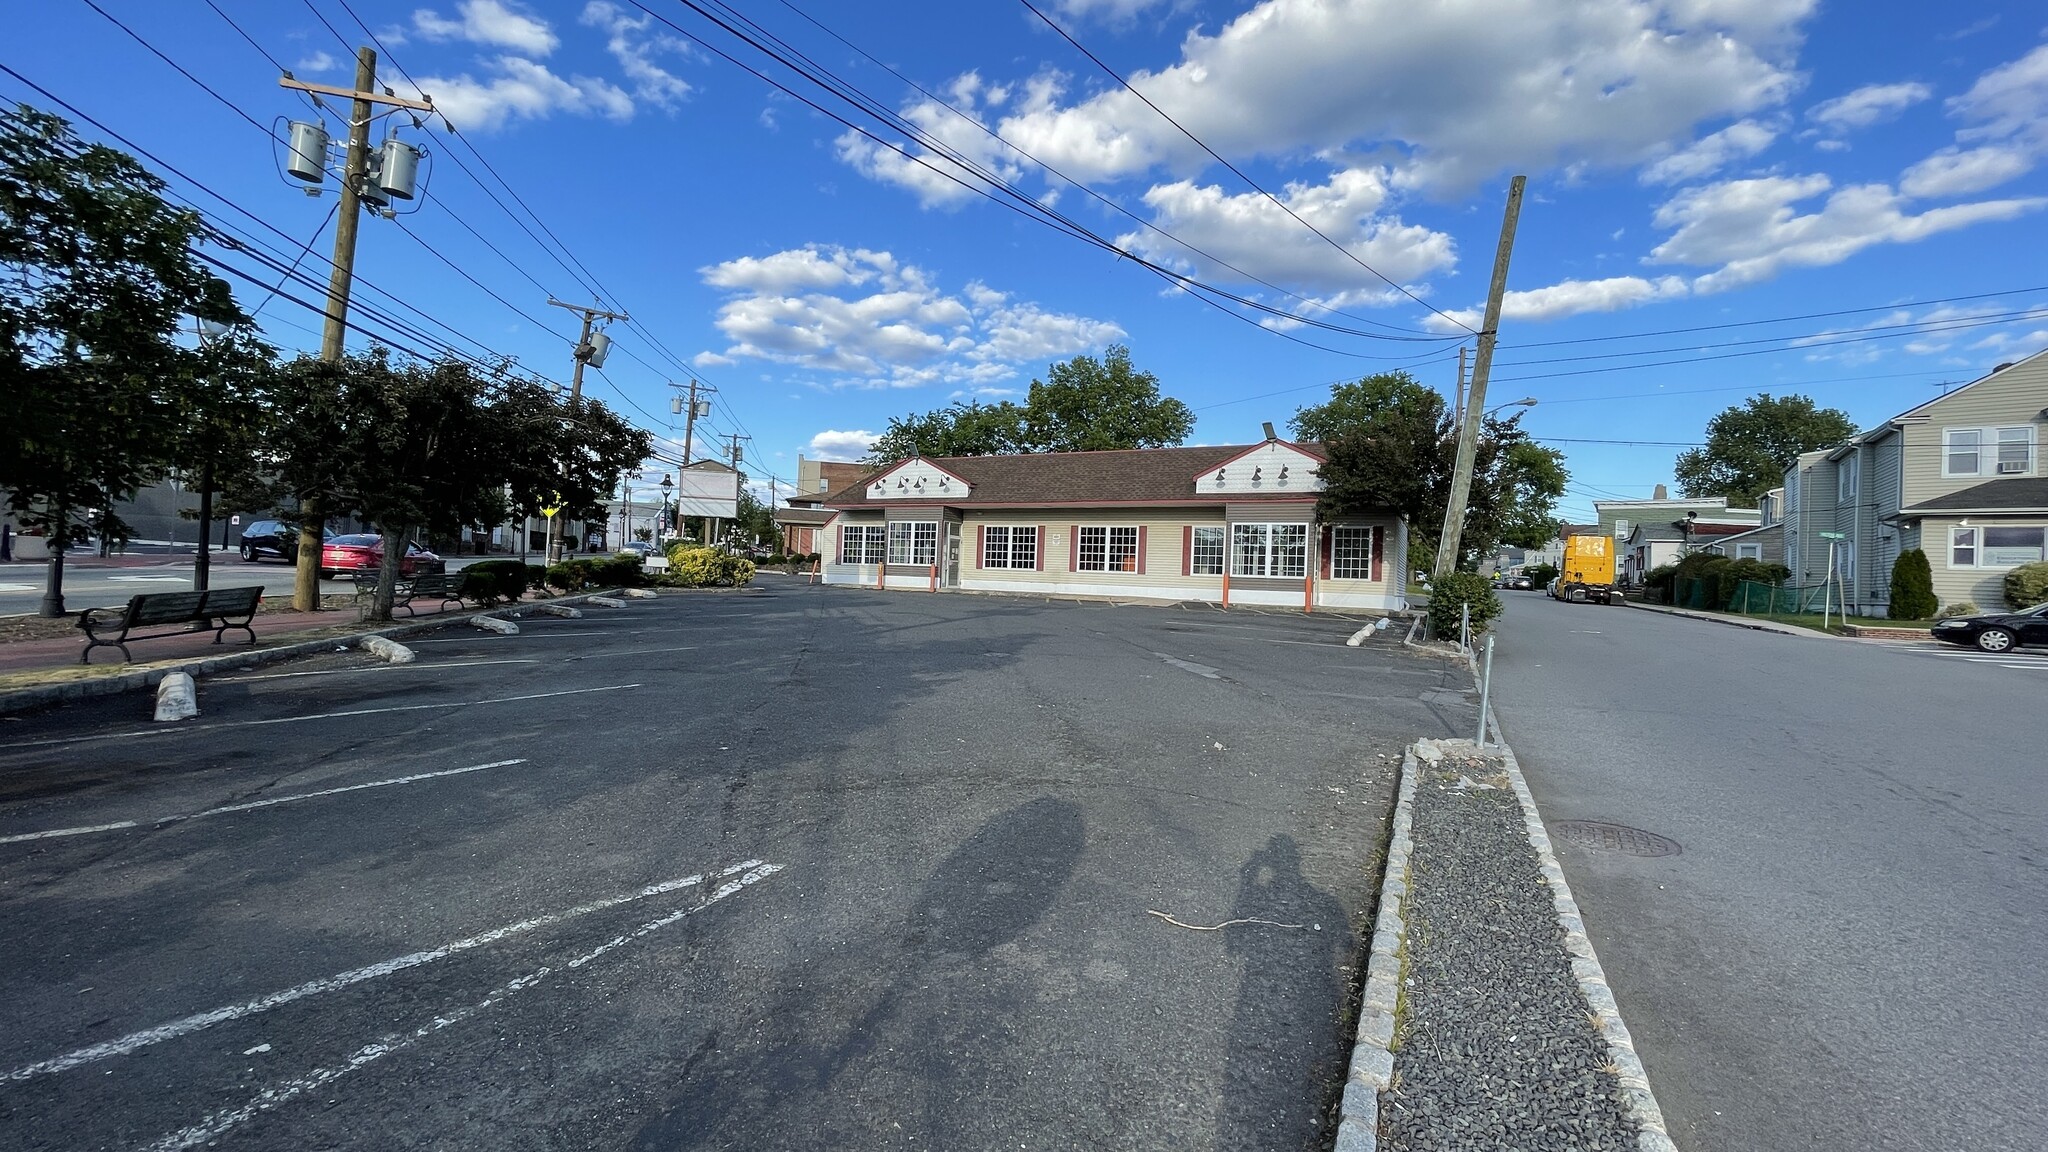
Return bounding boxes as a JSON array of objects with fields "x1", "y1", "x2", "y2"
[
  {"x1": 1476, "y1": 634, "x2": 1496, "y2": 747},
  {"x1": 1461, "y1": 601, "x2": 1470, "y2": 652},
  {"x1": 1435, "y1": 175, "x2": 1526, "y2": 580}
]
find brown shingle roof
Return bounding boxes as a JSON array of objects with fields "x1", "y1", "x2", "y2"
[{"x1": 821, "y1": 443, "x2": 1331, "y2": 509}]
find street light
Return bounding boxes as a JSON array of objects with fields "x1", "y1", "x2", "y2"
[
  {"x1": 660, "y1": 473, "x2": 674, "y2": 542},
  {"x1": 1485, "y1": 397, "x2": 1538, "y2": 418}
]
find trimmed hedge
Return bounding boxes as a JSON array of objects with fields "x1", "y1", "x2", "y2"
[
  {"x1": 2005, "y1": 561, "x2": 2048, "y2": 609},
  {"x1": 458, "y1": 559, "x2": 531, "y2": 606},
  {"x1": 544, "y1": 554, "x2": 648, "y2": 593},
  {"x1": 1426, "y1": 571, "x2": 1501, "y2": 641},
  {"x1": 1888, "y1": 549, "x2": 1937, "y2": 619},
  {"x1": 662, "y1": 544, "x2": 756, "y2": 588}
]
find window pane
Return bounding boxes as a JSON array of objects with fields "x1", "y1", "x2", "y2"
[
  {"x1": 1192, "y1": 527, "x2": 1225, "y2": 575},
  {"x1": 1952, "y1": 527, "x2": 1977, "y2": 568},
  {"x1": 1332, "y1": 526, "x2": 1372, "y2": 579},
  {"x1": 913, "y1": 522, "x2": 937, "y2": 565},
  {"x1": 984, "y1": 526, "x2": 1009, "y2": 569},
  {"x1": 1012, "y1": 527, "x2": 1037, "y2": 570},
  {"x1": 1997, "y1": 428, "x2": 2033, "y2": 471},
  {"x1": 1274, "y1": 524, "x2": 1308, "y2": 578},
  {"x1": 1079, "y1": 526, "x2": 1107, "y2": 572},
  {"x1": 1231, "y1": 523, "x2": 1268, "y2": 576},
  {"x1": 1983, "y1": 526, "x2": 2045, "y2": 565},
  {"x1": 1108, "y1": 526, "x2": 1139, "y2": 572},
  {"x1": 1948, "y1": 429, "x2": 1981, "y2": 475}
]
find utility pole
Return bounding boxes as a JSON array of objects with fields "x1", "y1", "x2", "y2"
[
  {"x1": 713, "y1": 433, "x2": 749, "y2": 548},
  {"x1": 1434, "y1": 175, "x2": 1526, "y2": 581},
  {"x1": 669, "y1": 378, "x2": 714, "y2": 465},
  {"x1": 1452, "y1": 345, "x2": 1469, "y2": 430},
  {"x1": 541, "y1": 299, "x2": 626, "y2": 562},
  {"x1": 278, "y1": 48, "x2": 432, "y2": 610}
]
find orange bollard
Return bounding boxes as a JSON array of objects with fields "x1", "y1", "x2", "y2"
[{"x1": 1221, "y1": 568, "x2": 1231, "y2": 609}]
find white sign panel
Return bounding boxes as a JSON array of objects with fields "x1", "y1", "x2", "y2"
[{"x1": 675, "y1": 468, "x2": 740, "y2": 518}]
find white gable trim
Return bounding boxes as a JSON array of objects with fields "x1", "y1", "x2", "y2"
[
  {"x1": 1193, "y1": 441, "x2": 1325, "y2": 496},
  {"x1": 859, "y1": 457, "x2": 973, "y2": 500}
]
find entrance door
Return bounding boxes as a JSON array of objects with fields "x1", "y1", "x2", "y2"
[{"x1": 944, "y1": 522, "x2": 962, "y2": 586}]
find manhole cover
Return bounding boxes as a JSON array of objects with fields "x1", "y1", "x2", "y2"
[{"x1": 1549, "y1": 820, "x2": 1682, "y2": 857}]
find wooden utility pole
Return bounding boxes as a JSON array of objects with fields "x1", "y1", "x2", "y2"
[
  {"x1": 278, "y1": 48, "x2": 433, "y2": 610},
  {"x1": 1434, "y1": 175, "x2": 1526, "y2": 581},
  {"x1": 1452, "y1": 345, "x2": 1469, "y2": 430},
  {"x1": 670, "y1": 378, "x2": 714, "y2": 465},
  {"x1": 542, "y1": 300, "x2": 626, "y2": 562}
]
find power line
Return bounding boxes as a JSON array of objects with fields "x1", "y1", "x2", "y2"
[{"x1": 1503, "y1": 285, "x2": 2048, "y2": 351}]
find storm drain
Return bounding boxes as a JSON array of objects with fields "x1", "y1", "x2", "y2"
[{"x1": 1549, "y1": 820, "x2": 1682, "y2": 857}]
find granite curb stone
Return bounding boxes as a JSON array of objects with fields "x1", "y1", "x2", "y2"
[{"x1": 1333, "y1": 742, "x2": 1420, "y2": 1152}]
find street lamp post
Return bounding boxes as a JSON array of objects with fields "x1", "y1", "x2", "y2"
[{"x1": 660, "y1": 474, "x2": 674, "y2": 546}]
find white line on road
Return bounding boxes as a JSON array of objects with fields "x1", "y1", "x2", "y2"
[
  {"x1": 1, "y1": 685, "x2": 641, "y2": 752},
  {"x1": 139, "y1": 864, "x2": 783, "y2": 1152},
  {"x1": 1155, "y1": 652, "x2": 1221, "y2": 679},
  {"x1": 5, "y1": 860, "x2": 767, "y2": 1083},
  {"x1": 0, "y1": 760, "x2": 526, "y2": 845},
  {"x1": 215, "y1": 659, "x2": 540, "y2": 682},
  {"x1": 562, "y1": 645, "x2": 698, "y2": 660}
]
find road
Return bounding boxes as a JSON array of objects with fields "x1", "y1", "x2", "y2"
[
  {"x1": 1487, "y1": 593, "x2": 2048, "y2": 1152},
  {"x1": 0, "y1": 555, "x2": 496, "y2": 617},
  {"x1": 0, "y1": 583, "x2": 1472, "y2": 1150}
]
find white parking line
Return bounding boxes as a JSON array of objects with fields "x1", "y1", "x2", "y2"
[
  {"x1": 140, "y1": 863, "x2": 782, "y2": 1152},
  {"x1": 2, "y1": 684, "x2": 640, "y2": 752},
  {"x1": 0, "y1": 759, "x2": 528, "y2": 846},
  {"x1": 4, "y1": 860, "x2": 769, "y2": 1083},
  {"x1": 215, "y1": 659, "x2": 539, "y2": 682}
]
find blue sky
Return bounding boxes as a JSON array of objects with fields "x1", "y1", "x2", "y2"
[{"x1": 9, "y1": 0, "x2": 2048, "y2": 522}]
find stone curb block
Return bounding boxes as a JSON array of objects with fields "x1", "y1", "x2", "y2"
[
  {"x1": 585, "y1": 595, "x2": 630, "y2": 608},
  {"x1": 359, "y1": 635, "x2": 416, "y2": 664},
  {"x1": 621, "y1": 588, "x2": 658, "y2": 599},
  {"x1": 472, "y1": 615, "x2": 520, "y2": 634},
  {"x1": 0, "y1": 588, "x2": 627, "y2": 718},
  {"x1": 154, "y1": 672, "x2": 198, "y2": 722},
  {"x1": 533, "y1": 603, "x2": 582, "y2": 618},
  {"x1": 1332, "y1": 742, "x2": 1420, "y2": 1152}
]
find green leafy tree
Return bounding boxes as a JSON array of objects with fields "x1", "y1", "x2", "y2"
[
  {"x1": 1, "y1": 105, "x2": 242, "y2": 614},
  {"x1": 865, "y1": 346, "x2": 1193, "y2": 462},
  {"x1": 1888, "y1": 548, "x2": 1937, "y2": 619},
  {"x1": 1675, "y1": 394, "x2": 1857, "y2": 507},
  {"x1": 169, "y1": 324, "x2": 281, "y2": 591}
]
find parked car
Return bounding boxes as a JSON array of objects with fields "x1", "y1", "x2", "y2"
[
  {"x1": 318, "y1": 534, "x2": 443, "y2": 579},
  {"x1": 1494, "y1": 574, "x2": 1534, "y2": 590},
  {"x1": 239, "y1": 520, "x2": 333, "y2": 564},
  {"x1": 1929, "y1": 602, "x2": 2048, "y2": 653},
  {"x1": 617, "y1": 541, "x2": 658, "y2": 559}
]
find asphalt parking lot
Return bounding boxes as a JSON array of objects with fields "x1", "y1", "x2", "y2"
[{"x1": 0, "y1": 582, "x2": 1475, "y2": 1151}]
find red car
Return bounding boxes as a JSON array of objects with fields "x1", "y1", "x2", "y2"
[{"x1": 318, "y1": 534, "x2": 442, "y2": 578}]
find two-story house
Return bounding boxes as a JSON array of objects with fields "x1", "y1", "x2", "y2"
[{"x1": 1780, "y1": 350, "x2": 2048, "y2": 615}]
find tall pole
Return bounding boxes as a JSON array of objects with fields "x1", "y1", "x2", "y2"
[
  {"x1": 1434, "y1": 175, "x2": 1526, "y2": 581},
  {"x1": 1453, "y1": 345, "x2": 1468, "y2": 430}
]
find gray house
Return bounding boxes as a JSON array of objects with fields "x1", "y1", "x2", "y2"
[{"x1": 1780, "y1": 349, "x2": 2048, "y2": 615}]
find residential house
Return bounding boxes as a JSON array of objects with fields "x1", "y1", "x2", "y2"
[
  {"x1": 1594, "y1": 497, "x2": 1761, "y2": 585},
  {"x1": 814, "y1": 437, "x2": 1408, "y2": 611},
  {"x1": 776, "y1": 457, "x2": 875, "y2": 555},
  {"x1": 1625, "y1": 519, "x2": 1758, "y2": 578},
  {"x1": 1703, "y1": 487, "x2": 1786, "y2": 564},
  {"x1": 1779, "y1": 349, "x2": 2048, "y2": 615}
]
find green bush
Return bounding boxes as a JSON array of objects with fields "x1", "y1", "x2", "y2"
[
  {"x1": 662, "y1": 545, "x2": 756, "y2": 588},
  {"x1": 458, "y1": 559, "x2": 530, "y2": 606},
  {"x1": 2004, "y1": 561, "x2": 2048, "y2": 609},
  {"x1": 1426, "y1": 571, "x2": 1501, "y2": 642},
  {"x1": 1643, "y1": 563, "x2": 1678, "y2": 602},
  {"x1": 1524, "y1": 562, "x2": 1559, "y2": 588},
  {"x1": 1888, "y1": 548, "x2": 1937, "y2": 619},
  {"x1": 525, "y1": 564, "x2": 549, "y2": 593},
  {"x1": 1937, "y1": 601, "x2": 1979, "y2": 619},
  {"x1": 1716, "y1": 557, "x2": 1791, "y2": 610},
  {"x1": 544, "y1": 559, "x2": 591, "y2": 593},
  {"x1": 765, "y1": 553, "x2": 786, "y2": 566}
]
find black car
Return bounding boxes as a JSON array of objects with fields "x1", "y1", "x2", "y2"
[
  {"x1": 239, "y1": 520, "x2": 332, "y2": 564},
  {"x1": 1929, "y1": 602, "x2": 2048, "y2": 653}
]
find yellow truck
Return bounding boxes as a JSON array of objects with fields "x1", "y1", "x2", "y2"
[{"x1": 1553, "y1": 534, "x2": 1617, "y2": 604}]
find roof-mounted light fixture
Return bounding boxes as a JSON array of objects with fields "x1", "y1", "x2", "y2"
[
  {"x1": 1252, "y1": 466, "x2": 1263, "y2": 481},
  {"x1": 1215, "y1": 468, "x2": 1226, "y2": 482},
  {"x1": 1279, "y1": 465, "x2": 1289, "y2": 480}
]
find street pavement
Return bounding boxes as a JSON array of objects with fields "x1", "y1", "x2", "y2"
[
  {"x1": 0, "y1": 554, "x2": 496, "y2": 617},
  {"x1": 0, "y1": 584, "x2": 1471, "y2": 1150},
  {"x1": 1486, "y1": 592, "x2": 2048, "y2": 1152}
]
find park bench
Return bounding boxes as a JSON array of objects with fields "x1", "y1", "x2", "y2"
[
  {"x1": 348, "y1": 569, "x2": 464, "y2": 616},
  {"x1": 76, "y1": 586, "x2": 263, "y2": 665}
]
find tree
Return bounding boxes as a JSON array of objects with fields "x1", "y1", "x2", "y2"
[
  {"x1": 865, "y1": 346, "x2": 1193, "y2": 462},
  {"x1": 1, "y1": 105, "x2": 242, "y2": 615},
  {"x1": 1674, "y1": 394, "x2": 1857, "y2": 507},
  {"x1": 1888, "y1": 548, "x2": 1936, "y2": 620},
  {"x1": 169, "y1": 324, "x2": 280, "y2": 591}
]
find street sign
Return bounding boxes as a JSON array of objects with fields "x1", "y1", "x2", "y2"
[
  {"x1": 230, "y1": 514, "x2": 241, "y2": 525},
  {"x1": 1820, "y1": 531, "x2": 1846, "y2": 540},
  {"x1": 541, "y1": 507, "x2": 560, "y2": 520}
]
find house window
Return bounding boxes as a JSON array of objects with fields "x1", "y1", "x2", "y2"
[
  {"x1": 1839, "y1": 453, "x2": 1857, "y2": 503},
  {"x1": 1077, "y1": 526, "x2": 1139, "y2": 572},
  {"x1": 1945, "y1": 429, "x2": 1981, "y2": 476},
  {"x1": 1951, "y1": 527, "x2": 1977, "y2": 567},
  {"x1": 886, "y1": 521, "x2": 937, "y2": 565},
  {"x1": 1736, "y1": 542, "x2": 1762, "y2": 560},
  {"x1": 1834, "y1": 539, "x2": 1856, "y2": 585},
  {"x1": 1982, "y1": 526, "x2": 2045, "y2": 566},
  {"x1": 1191, "y1": 526, "x2": 1225, "y2": 575},
  {"x1": 1330, "y1": 526, "x2": 1374, "y2": 579},
  {"x1": 1231, "y1": 523, "x2": 1308, "y2": 578},
  {"x1": 841, "y1": 524, "x2": 885, "y2": 565},
  {"x1": 982, "y1": 525, "x2": 1038, "y2": 570},
  {"x1": 1613, "y1": 518, "x2": 1630, "y2": 541},
  {"x1": 1997, "y1": 427, "x2": 2035, "y2": 475}
]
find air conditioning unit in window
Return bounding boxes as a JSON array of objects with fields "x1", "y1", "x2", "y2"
[{"x1": 1997, "y1": 461, "x2": 2027, "y2": 474}]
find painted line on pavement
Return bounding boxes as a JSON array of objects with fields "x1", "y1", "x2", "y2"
[
  {"x1": 5, "y1": 860, "x2": 768, "y2": 1083},
  {"x1": 140, "y1": 863, "x2": 783, "y2": 1152},
  {"x1": 563, "y1": 645, "x2": 699, "y2": 660},
  {"x1": 1, "y1": 684, "x2": 640, "y2": 752},
  {"x1": 216, "y1": 659, "x2": 539, "y2": 682},
  {"x1": 0, "y1": 760, "x2": 528, "y2": 846}
]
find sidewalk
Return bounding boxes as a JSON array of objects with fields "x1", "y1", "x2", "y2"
[{"x1": 1621, "y1": 598, "x2": 1818, "y2": 637}]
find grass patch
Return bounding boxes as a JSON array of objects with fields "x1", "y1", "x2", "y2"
[{"x1": 1725, "y1": 611, "x2": 1939, "y2": 633}]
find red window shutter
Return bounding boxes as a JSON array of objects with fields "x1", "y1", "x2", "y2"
[
  {"x1": 976, "y1": 524, "x2": 985, "y2": 568},
  {"x1": 1371, "y1": 525, "x2": 1384, "y2": 582},
  {"x1": 1320, "y1": 526, "x2": 1333, "y2": 579},
  {"x1": 1036, "y1": 525, "x2": 1046, "y2": 571},
  {"x1": 837, "y1": 525, "x2": 847, "y2": 562},
  {"x1": 1069, "y1": 524, "x2": 1079, "y2": 571},
  {"x1": 1136, "y1": 526, "x2": 1148, "y2": 575},
  {"x1": 1181, "y1": 525, "x2": 1193, "y2": 576}
]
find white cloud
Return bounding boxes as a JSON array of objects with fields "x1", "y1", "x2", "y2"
[
  {"x1": 835, "y1": 73, "x2": 1026, "y2": 209},
  {"x1": 412, "y1": 0, "x2": 557, "y2": 55},
  {"x1": 1640, "y1": 119, "x2": 1779, "y2": 184},
  {"x1": 1425, "y1": 275, "x2": 1692, "y2": 331},
  {"x1": 1949, "y1": 42, "x2": 2048, "y2": 150},
  {"x1": 580, "y1": 2, "x2": 691, "y2": 109},
  {"x1": 1054, "y1": 0, "x2": 1177, "y2": 19},
  {"x1": 1647, "y1": 174, "x2": 2047, "y2": 293},
  {"x1": 409, "y1": 57, "x2": 632, "y2": 132},
  {"x1": 294, "y1": 51, "x2": 340, "y2": 76},
  {"x1": 1805, "y1": 81, "x2": 1931, "y2": 133},
  {"x1": 1900, "y1": 146, "x2": 2033, "y2": 198},
  {"x1": 808, "y1": 430, "x2": 879, "y2": 461},
  {"x1": 698, "y1": 246, "x2": 1123, "y2": 388}
]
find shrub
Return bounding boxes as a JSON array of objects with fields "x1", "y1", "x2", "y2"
[
  {"x1": 662, "y1": 545, "x2": 756, "y2": 588},
  {"x1": 1426, "y1": 571, "x2": 1501, "y2": 642},
  {"x1": 765, "y1": 553, "x2": 786, "y2": 566},
  {"x1": 524, "y1": 564, "x2": 549, "y2": 593},
  {"x1": 1643, "y1": 564, "x2": 1678, "y2": 602},
  {"x1": 1937, "y1": 601, "x2": 1979, "y2": 619},
  {"x1": 2004, "y1": 561, "x2": 2048, "y2": 609},
  {"x1": 1716, "y1": 557, "x2": 1791, "y2": 611},
  {"x1": 544, "y1": 559, "x2": 593, "y2": 593},
  {"x1": 1524, "y1": 562, "x2": 1559, "y2": 588},
  {"x1": 458, "y1": 559, "x2": 530, "y2": 606},
  {"x1": 1888, "y1": 549, "x2": 1937, "y2": 619}
]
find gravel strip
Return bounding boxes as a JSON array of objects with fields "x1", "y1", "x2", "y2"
[{"x1": 1379, "y1": 746, "x2": 1639, "y2": 1152}]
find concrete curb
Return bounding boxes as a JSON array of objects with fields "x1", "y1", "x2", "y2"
[
  {"x1": 1621, "y1": 598, "x2": 1818, "y2": 638},
  {"x1": 0, "y1": 588, "x2": 629, "y2": 718},
  {"x1": 1333, "y1": 743, "x2": 1419, "y2": 1152}
]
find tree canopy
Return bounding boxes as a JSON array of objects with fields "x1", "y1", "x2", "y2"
[
  {"x1": 867, "y1": 345, "x2": 1193, "y2": 462},
  {"x1": 1297, "y1": 371, "x2": 1568, "y2": 568},
  {"x1": 1675, "y1": 394, "x2": 1857, "y2": 507}
]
